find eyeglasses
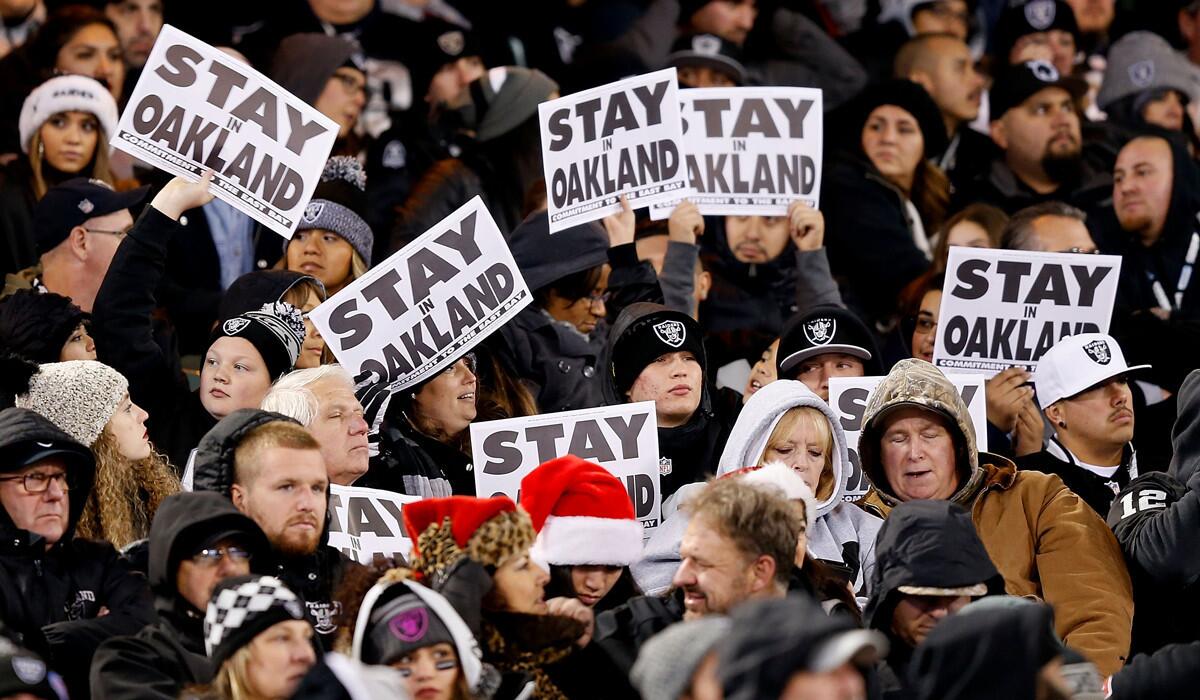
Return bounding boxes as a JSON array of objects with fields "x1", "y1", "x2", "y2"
[
  {"x1": 440, "y1": 352, "x2": 477, "y2": 376},
  {"x1": 0, "y1": 471, "x2": 72, "y2": 493},
  {"x1": 85, "y1": 225, "x2": 132, "y2": 240},
  {"x1": 1056, "y1": 247, "x2": 1099, "y2": 254},
  {"x1": 584, "y1": 291, "x2": 611, "y2": 307},
  {"x1": 332, "y1": 72, "x2": 367, "y2": 96},
  {"x1": 190, "y1": 546, "x2": 252, "y2": 567}
]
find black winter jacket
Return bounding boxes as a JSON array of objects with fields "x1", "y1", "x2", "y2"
[
  {"x1": 0, "y1": 157, "x2": 38, "y2": 277},
  {"x1": 1017, "y1": 439, "x2": 1138, "y2": 517},
  {"x1": 191, "y1": 409, "x2": 362, "y2": 649},
  {"x1": 0, "y1": 409, "x2": 154, "y2": 699},
  {"x1": 90, "y1": 492, "x2": 269, "y2": 700},
  {"x1": 92, "y1": 207, "x2": 216, "y2": 470}
]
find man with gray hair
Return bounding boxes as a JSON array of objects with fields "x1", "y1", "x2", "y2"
[
  {"x1": 1000, "y1": 201, "x2": 1098, "y2": 253},
  {"x1": 262, "y1": 365, "x2": 369, "y2": 486}
]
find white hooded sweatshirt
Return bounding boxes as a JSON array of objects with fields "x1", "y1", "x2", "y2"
[{"x1": 716, "y1": 380, "x2": 882, "y2": 600}]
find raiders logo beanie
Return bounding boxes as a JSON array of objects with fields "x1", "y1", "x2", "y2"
[
  {"x1": 612, "y1": 306, "x2": 705, "y2": 397},
  {"x1": 210, "y1": 302, "x2": 306, "y2": 380}
]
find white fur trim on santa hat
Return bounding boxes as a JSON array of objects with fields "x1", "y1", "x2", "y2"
[
  {"x1": 741, "y1": 462, "x2": 818, "y2": 532},
  {"x1": 19, "y1": 75, "x2": 118, "y2": 154},
  {"x1": 530, "y1": 514, "x2": 644, "y2": 567}
]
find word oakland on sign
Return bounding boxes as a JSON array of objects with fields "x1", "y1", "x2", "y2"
[
  {"x1": 828, "y1": 374, "x2": 987, "y2": 500},
  {"x1": 651, "y1": 86, "x2": 823, "y2": 218},
  {"x1": 932, "y1": 248, "x2": 1121, "y2": 375},
  {"x1": 471, "y1": 402, "x2": 662, "y2": 533},
  {"x1": 540, "y1": 68, "x2": 690, "y2": 232},
  {"x1": 328, "y1": 484, "x2": 420, "y2": 564},
  {"x1": 111, "y1": 25, "x2": 338, "y2": 238},
  {"x1": 310, "y1": 196, "x2": 530, "y2": 390}
]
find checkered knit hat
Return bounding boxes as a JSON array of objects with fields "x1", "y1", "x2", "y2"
[
  {"x1": 204, "y1": 575, "x2": 308, "y2": 668},
  {"x1": 15, "y1": 360, "x2": 128, "y2": 447}
]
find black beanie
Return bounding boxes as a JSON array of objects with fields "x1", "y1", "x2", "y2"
[
  {"x1": 209, "y1": 302, "x2": 306, "y2": 380},
  {"x1": 217, "y1": 271, "x2": 325, "y2": 324},
  {"x1": 844, "y1": 80, "x2": 949, "y2": 159},
  {"x1": 612, "y1": 307, "x2": 706, "y2": 397},
  {"x1": 0, "y1": 290, "x2": 88, "y2": 364},
  {"x1": 269, "y1": 33, "x2": 361, "y2": 106},
  {"x1": 361, "y1": 589, "x2": 456, "y2": 666}
]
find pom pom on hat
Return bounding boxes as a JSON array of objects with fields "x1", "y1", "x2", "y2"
[
  {"x1": 295, "y1": 156, "x2": 374, "y2": 265},
  {"x1": 520, "y1": 456, "x2": 644, "y2": 567},
  {"x1": 724, "y1": 462, "x2": 818, "y2": 532}
]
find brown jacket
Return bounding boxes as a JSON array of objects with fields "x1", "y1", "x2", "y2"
[{"x1": 857, "y1": 359, "x2": 1133, "y2": 676}]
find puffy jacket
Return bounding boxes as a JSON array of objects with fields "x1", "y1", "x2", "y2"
[
  {"x1": 90, "y1": 492, "x2": 269, "y2": 699},
  {"x1": 856, "y1": 359, "x2": 1134, "y2": 676},
  {"x1": 716, "y1": 379, "x2": 882, "y2": 599},
  {"x1": 862, "y1": 500, "x2": 1006, "y2": 700},
  {"x1": 0, "y1": 408, "x2": 154, "y2": 699},
  {"x1": 1105, "y1": 369, "x2": 1200, "y2": 656},
  {"x1": 191, "y1": 409, "x2": 361, "y2": 649},
  {"x1": 91, "y1": 206, "x2": 216, "y2": 470}
]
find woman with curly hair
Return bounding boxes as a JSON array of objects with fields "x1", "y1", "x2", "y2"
[
  {"x1": 401, "y1": 495, "x2": 638, "y2": 700},
  {"x1": 1, "y1": 357, "x2": 178, "y2": 548}
]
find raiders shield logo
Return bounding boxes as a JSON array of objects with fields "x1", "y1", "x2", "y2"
[
  {"x1": 1027, "y1": 59, "x2": 1059, "y2": 82},
  {"x1": 1083, "y1": 339, "x2": 1112, "y2": 365},
  {"x1": 302, "y1": 201, "x2": 324, "y2": 224},
  {"x1": 654, "y1": 320, "x2": 686, "y2": 347},
  {"x1": 1128, "y1": 60, "x2": 1155, "y2": 89},
  {"x1": 692, "y1": 34, "x2": 721, "y2": 56},
  {"x1": 77, "y1": 198, "x2": 94, "y2": 214},
  {"x1": 1024, "y1": 0, "x2": 1056, "y2": 30},
  {"x1": 382, "y1": 140, "x2": 407, "y2": 169},
  {"x1": 803, "y1": 318, "x2": 835, "y2": 345},
  {"x1": 388, "y1": 607, "x2": 430, "y2": 642},
  {"x1": 307, "y1": 600, "x2": 341, "y2": 635},
  {"x1": 222, "y1": 317, "x2": 250, "y2": 335},
  {"x1": 437, "y1": 30, "x2": 465, "y2": 56}
]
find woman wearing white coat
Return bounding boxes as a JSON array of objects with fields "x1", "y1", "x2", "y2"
[{"x1": 717, "y1": 379, "x2": 882, "y2": 602}]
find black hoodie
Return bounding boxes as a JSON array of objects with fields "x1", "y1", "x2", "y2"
[
  {"x1": 863, "y1": 501, "x2": 1006, "y2": 700},
  {"x1": 191, "y1": 409, "x2": 361, "y2": 649},
  {"x1": 0, "y1": 408, "x2": 154, "y2": 699},
  {"x1": 1102, "y1": 135, "x2": 1200, "y2": 392},
  {"x1": 90, "y1": 492, "x2": 269, "y2": 700},
  {"x1": 1106, "y1": 369, "x2": 1200, "y2": 656},
  {"x1": 602, "y1": 303, "x2": 732, "y2": 499}
]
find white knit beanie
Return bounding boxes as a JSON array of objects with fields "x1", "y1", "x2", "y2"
[
  {"x1": 18, "y1": 75, "x2": 119, "y2": 155},
  {"x1": 15, "y1": 361, "x2": 129, "y2": 446}
]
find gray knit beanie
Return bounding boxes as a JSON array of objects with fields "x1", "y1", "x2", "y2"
[
  {"x1": 1098, "y1": 31, "x2": 1200, "y2": 111},
  {"x1": 631, "y1": 617, "x2": 731, "y2": 700},
  {"x1": 296, "y1": 157, "x2": 374, "y2": 266},
  {"x1": 15, "y1": 360, "x2": 128, "y2": 446},
  {"x1": 474, "y1": 66, "x2": 558, "y2": 143}
]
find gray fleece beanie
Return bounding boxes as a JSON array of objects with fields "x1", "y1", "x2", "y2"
[
  {"x1": 474, "y1": 66, "x2": 558, "y2": 143},
  {"x1": 1098, "y1": 31, "x2": 1200, "y2": 111},
  {"x1": 631, "y1": 617, "x2": 731, "y2": 700},
  {"x1": 270, "y1": 33, "x2": 362, "y2": 105}
]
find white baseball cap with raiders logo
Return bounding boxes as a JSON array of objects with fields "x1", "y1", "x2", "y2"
[{"x1": 1034, "y1": 333, "x2": 1150, "y2": 407}]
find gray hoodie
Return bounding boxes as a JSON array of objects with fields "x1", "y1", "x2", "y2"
[{"x1": 716, "y1": 379, "x2": 882, "y2": 600}]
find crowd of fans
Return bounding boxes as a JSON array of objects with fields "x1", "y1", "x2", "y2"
[{"x1": 0, "y1": 0, "x2": 1198, "y2": 698}]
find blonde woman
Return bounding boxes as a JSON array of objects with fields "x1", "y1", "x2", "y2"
[
  {"x1": 718, "y1": 379, "x2": 883, "y2": 603},
  {"x1": 4, "y1": 358, "x2": 178, "y2": 548}
]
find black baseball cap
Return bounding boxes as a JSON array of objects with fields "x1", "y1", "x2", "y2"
[
  {"x1": 666, "y1": 33, "x2": 747, "y2": 86},
  {"x1": 33, "y1": 178, "x2": 150, "y2": 255},
  {"x1": 777, "y1": 305, "x2": 882, "y2": 376},
  {"x1": 989, "y1": 59, "x2": 1087, "y2": 121}
]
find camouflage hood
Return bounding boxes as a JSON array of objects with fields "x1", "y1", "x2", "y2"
[{"x1": 858, "y1": 359, "x2": 981, "y2": 505}]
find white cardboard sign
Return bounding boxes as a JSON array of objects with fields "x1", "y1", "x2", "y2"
[
  {"x1": 310, "y1": 196, "x2": 531, "y2": 391},
  {"x1": 932, "y1": 248, "x2": 1122, "y2": 375},
  {"x1": 540, "y1": 68, "x2": 690, "y2": 232},
  {"x1": 110, "y1": 25, "x2": 338, "y2": 239},
  {"x1": 327, "y1": 484, "x2": 421, "y2": 564},
  {"x1": 470, "y1": 402, "x2": 662, "y2": 534},
  {"x1": 828, "y1": 374, "x2": 988, "y2": 500},
  {"x1": 651, "y1": 86, "x2": 823, "y2": 218}
]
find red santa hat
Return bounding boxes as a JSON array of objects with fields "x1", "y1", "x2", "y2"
[
  {"x1": 401, "y1": 495, "x2": 535, "y2": 574},
  {"x1": 721, "y1": 462, "x2": 818, "y2": 531},
  {"x1": 520, "y1": 456, "x2": 644, "y2": 567}
]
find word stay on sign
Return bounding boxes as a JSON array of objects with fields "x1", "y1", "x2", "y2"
[
  {"x1": 932, "y1": 248, "x2": 1121, "y2": 375},
  {"x1": 111, "y1": 25, "x2": 337, "y2": 238},
  {"x1": 471, "y1": 402, "x2": 663, "y2": 533},
  {"x1": 328, "y1": 484, "x2": 420, "y2": 564}
]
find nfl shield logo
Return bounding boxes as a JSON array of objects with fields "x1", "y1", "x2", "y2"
[
  {"x1": 692, "y1": 34, "x2": 721, "y2": 55},
  {"x1": 1083, "y1": 339, "x2": 1112, "y2": 365},
  {"x1": 803, "y1": 318, "x2": 835, "y2": 345},
  {"x1": 223, "y1": 318, "x2": 250, "y2": 335},
  {"x1": 654, "y1": 320, "x2": 686, "y2": 347},
  {"x1": 1024, "y1": 0, "x2": 1056, "y2": 30},
  {"x1": 77, "y1": 198, "x2": 94, "y2": 214},
  {"x1": 659, "y1": 456, "x2": 673, "y2": 476},
  {"x1": 437, "y1": 30, "x2": 465, "y2": 56},
  {"x1": 1128, "y1": 60, "x2": 1155, "y2": 89},
  {"x1": 302, "y1": 202, "x2": 324, "y2": 224}
]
